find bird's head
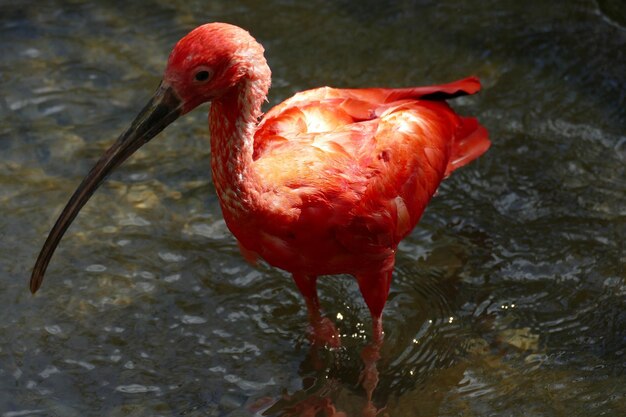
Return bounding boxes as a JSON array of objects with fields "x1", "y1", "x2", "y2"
[
  {"x1": 30, "y1": 23, "x2": 269, "y2": 293},
  {"x1": 164, "y1": 23, "x2": 270, "y2": 113}
]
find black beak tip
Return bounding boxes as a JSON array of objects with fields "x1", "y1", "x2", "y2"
[{"x1": 30, "y1": 273, "x2": 42, "y2": 294}]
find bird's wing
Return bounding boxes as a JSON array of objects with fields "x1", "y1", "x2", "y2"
[
  {"x1": 251, "y1": 77, "x2": 489, "y2": 254},
  {"x1": 254, "y1": 76, "x2": 485, "y2": 166}
]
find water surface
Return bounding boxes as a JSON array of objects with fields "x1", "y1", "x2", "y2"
[{"x1": 1, "y1": 0, "x2": 624, "y2": 416}]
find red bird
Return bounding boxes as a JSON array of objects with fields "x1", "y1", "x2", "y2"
[{"x1": 30, "y1": 23, "x2": 490, "y2": 345}]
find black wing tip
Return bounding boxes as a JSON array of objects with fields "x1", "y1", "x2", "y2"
[{"x1": 419, "y1": 90, "x2": 469, "y2": 101}]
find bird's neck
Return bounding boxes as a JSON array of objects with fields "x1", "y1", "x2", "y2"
[{"x1": 209, "y1": 73, "x2": 269, "y2": 214}]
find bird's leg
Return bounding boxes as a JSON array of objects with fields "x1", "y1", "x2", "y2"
[
  {"x1": 355, "y1": 270, "x2": 392, "y2": 415},
  {"x1": 292, "y1": 274, "x2": 340, "y2": 348},
  {"x1": 292, "y1": 274, "x2": 321, "y2": 321},
  {"x1": 356, "y1": 270, "x2": 392, "y2": 345}
]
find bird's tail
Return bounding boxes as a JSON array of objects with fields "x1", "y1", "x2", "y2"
[{"x1": 445, "y1": 116, "x2": 490, "y2": 176}]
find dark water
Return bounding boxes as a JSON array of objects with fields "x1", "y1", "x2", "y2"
[{"x1": 1, "y1": 0, "x2": 624, "y2": 416}]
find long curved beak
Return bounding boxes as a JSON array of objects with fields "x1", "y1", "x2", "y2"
[{"x1": 30, "y1": 82, "x2": 183, "y2": 294}]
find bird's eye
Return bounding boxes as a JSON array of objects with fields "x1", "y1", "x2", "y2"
[{"x1": 195, "y1": 70, "x2": 211, "y2": 82}]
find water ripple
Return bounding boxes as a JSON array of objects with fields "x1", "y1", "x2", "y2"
[{"x1": 1, "y1": 1, "x2": 625, "y2": 416}]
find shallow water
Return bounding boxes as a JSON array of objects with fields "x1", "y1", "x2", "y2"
[{"x1": 1, "y1": 0, "x2": 624, "y2": 416}]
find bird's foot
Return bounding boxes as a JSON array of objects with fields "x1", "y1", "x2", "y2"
[
  {"x1": 309, "y1": 316, "x2": 341, "y2": 349},
  {"x1": 358, "y1": 341, "x2": 385, "y2": 416}
]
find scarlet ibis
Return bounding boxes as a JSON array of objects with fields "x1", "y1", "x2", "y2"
[{"x1": 30, "y1": 23, "x2": 490, "y2": 345}]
